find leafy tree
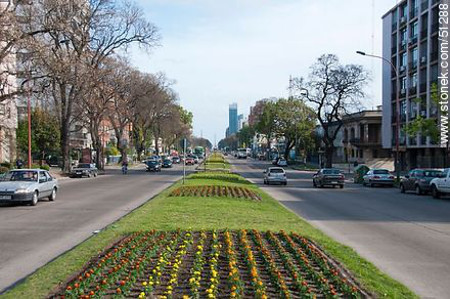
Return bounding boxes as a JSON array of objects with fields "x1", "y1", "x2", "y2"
[
  {"x1": 17, "y1": 108, "x2": 60, "y2": 164},
  {"x1": 236, "y1": 125, "x2": 255, "y2": 148},
  {"x1": 273, "y1": 98, "x2": 316, "y2": 160},
  {"x1": 254, "y1": 100, "x2": 277, "y2": 158}
]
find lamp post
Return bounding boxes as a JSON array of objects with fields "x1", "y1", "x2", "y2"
[{"x1": 356, "y1": 51, "x2": 400, "y2": 181}]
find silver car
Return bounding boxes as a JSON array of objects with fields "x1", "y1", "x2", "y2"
[
  {"x1": 363, "y1": 168, "x2": 395, "y2": 187},
  {"x1": 0, "y1": 169, "x2": 59, "y2": 206},
  {"x1": 263, "y1": 167, "x2": 287, "y2": 185}
]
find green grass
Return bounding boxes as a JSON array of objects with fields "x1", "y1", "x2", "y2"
[{"x1": 3, "y1": 172, "x2": 417, "y2": 299}]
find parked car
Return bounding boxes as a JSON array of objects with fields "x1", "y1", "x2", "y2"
[
  {"x1": 190, "y1": 155, "x2": 199, "y2": 164},
  {"x1": 162, "y1": 159, "x2": 173, "y2": 168},
  {"x1": 263, "y1": 167, "x2": 287, "y2": 185},
  {"x1": 272, "y1": 157, "x2": 279, "y2": 165},
  {"x1": 0, "y1": 169, "x2": 58, "y2": 206},
  {"x1": 185, "y1": 157, "x2": 195, "y2": 165},
  {"x1": 400, "y1": 169, "x2": 443, "y2": 195},
  {"x1": 257, "y1": 153, "x2": 266, "y2": 160},
  {"x1": 313, "y1": 168, "x2": 345, "y2": 188},
  {"x1": 71, "y1": 163, "x2": 98, "y2": 178},
  {"x1": 430, "y1": 168, "x2": 450, "y2": 198},
  {"x1": 146, "y1": 160, "x2": 162, "y2": 172},
  {"x1": 362, "y1": 169, "x2": 395, "y2": 187},
  {"x1": 277, "y1": 158, "x2": 288, "y2": 167},
  {"x1": 172, "y1": 156, "x2": 181, "y2": 164}
]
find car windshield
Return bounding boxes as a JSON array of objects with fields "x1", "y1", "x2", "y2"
[
  {"x1": 77, "y1": 164, "x2": 91, "y2": 168},
  {"x1": 373, "y1": 170, "x2": 389, "y2": 174},
  {"x1": 270, "y1": 169, "x2": 284, "y2": 174},
  {"x1": 5, "y1": 171, "x2": 39, "y2": 182},
  {"x1": 322, "y1": 169, "x2": 340, "y2": 175},
  {"x1": 164, "y1": 159, "x2": 171, "y2": 163},
  {"x1": 423, "y1": 170, "x2": 443, "y2": 177},
  {"x1": 148, "y1": 161, "x2": 158, "y2": 165}
]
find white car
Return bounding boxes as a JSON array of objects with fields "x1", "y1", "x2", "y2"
[
  {"x1": 0, "y1": 169, "x2": 58, "y2": 206},
  {"x1": 362, "y1": 169, "x2": 394, "y2": 187},
  {"x1": 263, "y1": 167, "x2": 287, "y2": 185},
  {"x1": 430, "y1": 168, "x2": 450, "y2": 198},
  {"x1": 277, "y1": 158, "x2": 288, "y2": 167}
]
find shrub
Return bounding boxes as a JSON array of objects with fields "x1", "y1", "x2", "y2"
[
  {"x1": 0, "y1": 166, "x2": 9, "y2": 174},
  {"x1": 31, "y1": 164, "x2": 50, "y2": 171},
  {"x1": 0, "y1": 162, "x2": 11, "y2": 169}
]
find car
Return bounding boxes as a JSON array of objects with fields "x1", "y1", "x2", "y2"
[
  {"x1": 400, "y1": 169, "x2": 443, "y2": 195},
  {"x1": 162, "y1": 159, "x2": 173, "y2": 168},
  {"x1": 189, "y1": 155, "x2": 199, "y2": 164},
  {"x1": 257, "y1": 153, "x2": 266, "y2": 160},
  {"x1": 313, "y1": 168, "x2": 345, "y2": 188},
  {"x1": 277, "y1": 158, "x2": 288, "y2": 167},
  {"x1": 0, "y1": 169, "x2": 58, "y2": 206},
  {"x1": 263, "y1": 167, "x2": 287, "y2": 185},
  {"x1": 363, "y1": 169, "x2": 395, "y2": 187},
  {"x1": 146, "y1": 160, "x2": 161, "y2": 172},
  {"x1": 185, "y1": 157, "x2": 195, "y2": 165},
  {"x1": 172, "y1": 156, "x2": 181, "y2": 164},
  {"x1": 71, "y1": 163, "x2": 98, "y2": 178},
  {"x1": 272, "y1": 157, "x2": 279, "y2": 165},
  {"x1": 430, "y1": 168, "x2": 450, "y2": 198}
]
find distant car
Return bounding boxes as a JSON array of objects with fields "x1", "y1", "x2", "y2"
[
  {"x1": 272, "y1": 157, "x2": 279, "y2": 165},
  {"x1": 71, "y1": 163, "x2": 98, "y2": 178},
  {"x1": 363, "y1": 169, "x2": 394, "y2": 187},
  {"x1": 146, "y1": 160, "x2": 161, "y2": 172},
  {"x1": 257, "y1": 153, "x2": 266, "y2": 160},
  {"x1": 189, "y1": 155, "x2": 199, "y2": 164},
  {"x1": 172, "y1": 156, "x2": 181, "y2": 164},
  {"x1": 263, "y1": 167, "x2": 287, "y2": 185},
  {"x1": 0, "y1": 169, "x2": 58, "y2": 206},
  {"x1": 400, "y1": 169, "x2": 443, "y2": 195},
  {"x1": 277, "y1": 158, "x2": 288, "y2": 167},
  {"x1": 162, "y1": 159, "x2": 173, "y2": 168},
  {"x1": 223, "y1": 152, "x2": 228, "y2": 156},
  {"x1": 313, "y1": 168, "x2": 345, "y2": 188},
  {"x1": 185, "y1": 157, "x2": 195, "y2": 165}
]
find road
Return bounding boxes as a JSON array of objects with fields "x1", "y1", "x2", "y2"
[
  {"x1": 231, "y1": 157, "x2": 450, "y2": 299},
  {"x1": 0, "y1": 164, "x2": 186, "y2": 293}
]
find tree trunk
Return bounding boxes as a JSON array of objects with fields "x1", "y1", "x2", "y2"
[
  {"x1": 154, "y1": 137, "x2": 159, "y2": 155},
  {"x1": 60, "y1": 122, "x2": 70, "y2": 172},
  {"x1": 325, "y1": 145, "x2": 334, "y2": 168},
  {"x1": 284, "y1": 139, "x2": 295, "y2": 161}
]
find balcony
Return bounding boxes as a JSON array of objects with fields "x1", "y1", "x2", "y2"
[{"x1": 349, "y1": 138, "x2": 381, "y2": 148}]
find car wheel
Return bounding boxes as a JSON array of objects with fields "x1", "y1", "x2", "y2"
[
  {"x1": 362, "y1": 181, "x2": 367, "y2": 186},
  {"x1": 400, "y1": 184, "x2": 405, "y2": 193},
  {"x1": 313, "y1": 180, "x2": 316, "y2": 188},
  {"x1": 431, "y1": 185, "x2": 440, "y2": 199},
  {"x1": 94, "y1": 172, "x2": 98, "y2": 177},
  {"x1": 284, "y1": 182, "x2": 287, "y2": 186},
  {"x1": 340, "y1": 185, "x2": 344, "y2": 189},
  {"x1": 415, "y1": 185, "x2": 423, "y2": 195},
  {"x1": 48, "y1": 188, "x2": 57, "y2": 201},
  {"x1": 87, "y1": 173, "x2": 91, "y2": 178},
  {"x1": 30, "y1": 191, "x2": 39, "y2": 206},
  {"x1": 369, "y1": 181, "x2": 374, "y2": 187}
]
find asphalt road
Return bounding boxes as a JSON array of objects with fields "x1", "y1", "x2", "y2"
[
  {"x1": 0, "y1": 163, "x2": 187, "y2": 293},
  {"x1": 231, "y1": 157, "x2": 450, "y2": 299}
]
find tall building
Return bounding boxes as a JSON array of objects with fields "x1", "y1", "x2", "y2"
[
  {"x1": 229, "y1": 103, "x2": 238, "y2": 136},
  {"x1": 237, "y1": 114, "x2": 244, "y2": 130},
  {"x1": 382, "y1": 0, "x2": 441, "y2": 169}
]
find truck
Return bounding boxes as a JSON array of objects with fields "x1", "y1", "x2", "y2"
[
  {"x1": 193, "y1": 146, "x2": 205, "y2": 159},
  {"x1": 430, "y1": 168, "x2": 450, "y2": 198},
  {"x1": 237, "y1": 148, "x2": 247, "y2": 159}
]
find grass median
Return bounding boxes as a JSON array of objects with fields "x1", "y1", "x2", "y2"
[{"x1": 3, "y1": 171, "x2": 416, "y2": 298}]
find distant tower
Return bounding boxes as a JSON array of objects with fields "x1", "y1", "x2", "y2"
[{"x1": 228, "y1": 103, "x2": 238, "y2": 135}]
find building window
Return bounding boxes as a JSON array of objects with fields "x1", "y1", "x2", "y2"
[
  {"x1": 401, "y1": 77, "x2": 408, "y2": 91},
  {"x1": 411, "y1": 72, "x2": 418, "y2": 87},
  {"x1": 401, "y1": 3, "x2": 408, "y2": 18},
  {"x1": 411, "y1": 21, "x2": 419, "y2": 39},
  {"x1": 400, "y1": 28, "x2": 408, "y2": 45}
]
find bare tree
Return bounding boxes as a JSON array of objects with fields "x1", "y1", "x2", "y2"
[
  {"x1": 28, "y1": 0, "x2": 160, "y2": 171},
  {"x1": 294, "y1": 54, "x2": 369, "y2": 167}
]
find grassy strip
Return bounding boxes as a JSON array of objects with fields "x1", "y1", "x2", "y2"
[{"x1": 3, "y1": 172, "x2": 417, "y2": 298}]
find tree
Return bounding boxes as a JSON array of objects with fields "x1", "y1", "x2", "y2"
[
  {"x1": 254, "y1": 100, "x2": 277, "y2": 158},
  {"x1": 272, "y1": 98, "x2": 316, "y2": 160},
  {"x1": 294, "y1": 54, "x2": 369, "y2": 167},
  {"x1": 17, "y1": 108, "x2": 60, "y2": 163},
  {"x1": 28, "y1": 0, "x2": 160, "y2": 171},
  {"x1": 236, "y1": 125, "x2": 255, "y2": 148}
]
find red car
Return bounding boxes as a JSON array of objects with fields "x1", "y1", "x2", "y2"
[{"x1": 185, "y1": 157, "x2": 195, "y2": 165}]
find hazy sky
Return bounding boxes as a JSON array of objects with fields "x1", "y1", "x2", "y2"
[{"x1": 129, "y1": 0, "x2": 398, "y2": 144}]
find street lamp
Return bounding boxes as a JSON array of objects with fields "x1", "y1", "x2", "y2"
[{"x1": 356, "y1": 51, "x2": 401, "y2": 181}]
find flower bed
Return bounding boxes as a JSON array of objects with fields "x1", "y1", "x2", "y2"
[
  {"x1": 169, "y1": 186, "x2": 261, "y2": 201},
  {"x1": 50, "y1": 230, "x2": 367, "y2": 298}
]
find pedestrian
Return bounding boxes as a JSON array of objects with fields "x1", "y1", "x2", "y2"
[{"x1": 16, "y1": 159, "x2": 23, "y2": 169}]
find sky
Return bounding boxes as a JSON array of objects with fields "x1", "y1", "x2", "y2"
[{"x1": 129, "y1": 0, "x2": 398, "y2": 144}]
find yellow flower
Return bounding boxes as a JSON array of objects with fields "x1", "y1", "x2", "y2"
[
  {"x1": 139, "y1": 292, "x2": 146, "y2": 298},
  {"x1": 142, "y1": 281, "x2": 147, "y2": 286}
]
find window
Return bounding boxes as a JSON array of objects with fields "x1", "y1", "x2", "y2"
[
  {"x1": 401, "y1": 52, "x2": 407, "y2": 67},
  {"x1": 411, "y1": 73, "x2": 418, "y2": 87},
  {"x1": 400, "y1": 28, "x2": 408, "y2": 43},
  {"x1": 401, "y1": 4, "x2": 408, "y2": 18},
  {"x1": 412, "y1": 47, "x2": 418, "y2": 63},
  {"x1": 401, "y1": 77, "x2": 408, "y2": 90},
  {"x1": 411, "y1": 21, "x2": 418, "y2": 38}
]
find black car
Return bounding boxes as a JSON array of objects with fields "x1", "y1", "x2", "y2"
[
  {"x1": 71, "y1": 163, "x2": 98, "y2": 178},
  {"x1": 313, "y1": 168, "x2": 345, "y2": 188},
  {"x1": 162, "y1": 159, "x2": 173, "y2": 168},
  {"x1": 400, "y1": 169, "x2": 443, "y2": 195},
  {"x1": 146, "y1": 160, "x2": 162, "y2": 172}
]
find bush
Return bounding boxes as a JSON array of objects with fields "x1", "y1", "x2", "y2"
[
  {"x1": 31, "y1": 164, "x2": 50, "y2": 171},
  {"x1": 354, "y1": 165, "x2": 370, "y2": 184},
  {"x1": 0, "y1": 162, "x2": 11, "y2": 169},
  {"x1": 0, "y1": 166, "x2": 9, "y2": 174}
]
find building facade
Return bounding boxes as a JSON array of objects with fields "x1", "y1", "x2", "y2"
[
  {"x1": 228, "y1": 103, "x2": 238, "y2": 136},
  {"x1": 382, "y1": 0, "x2": 442, "y2": 169}
]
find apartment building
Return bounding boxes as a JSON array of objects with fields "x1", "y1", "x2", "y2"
[{"x1": 382, "y1": 0, "x2": 441, "y2": 169}]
